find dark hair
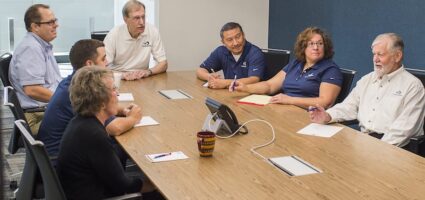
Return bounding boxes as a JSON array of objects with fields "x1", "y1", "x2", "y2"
[
  {"x1": 24, "y1": 4, "x2": 49, "y2": 32},
  {"x1": 70, "y1": 66, "x2": 113, "y2": 117},
  {"x1": 294, "y1": 27, "x2": 334, "y2": 62},
  {"x1": 69, "y1": 39, "x2": 105, "y2": 71},
  {"x1": 220, "y1": 22, "x2": 244, "y2": 39},
  {"x1": 122, "y1": 0, "x2": 145, "y2": 18}
]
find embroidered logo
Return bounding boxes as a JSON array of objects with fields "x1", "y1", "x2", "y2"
[
  {"x1": 253, "y1": 68, "x2": 258, "y2": 71},
  {"x1": 142, "y1": 41, "x2": 152, "y2": 47},
  {"x1": 241, "y1": 61, "x2": 247, "y2": 68},
  {"x1": 306, "y1": 73, "x2": 315, "y2": 78}
]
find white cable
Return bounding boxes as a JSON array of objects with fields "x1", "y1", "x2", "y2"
[{"x1": 208, "y1": 115, "x2": 275, "y2": 161}]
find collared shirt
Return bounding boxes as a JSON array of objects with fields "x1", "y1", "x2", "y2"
[
  {"x1": 104, "y1": 23, "x2": 166, "y2": 71},
  {"x1": 282, "y1": 59, "x2": 343, "y2": 97},
  {"x1": 9, "y1": 32, "x2": 61, "y2": 109},
  {"x1": 200, "y1": 41, "x2": 266, "y2": 80},
  {"x1": 38, "y1": 73, "x2": 115, "y2": 158},
  {"x1": 327, "y1": 66, "x2": 425, "y2": 147}
]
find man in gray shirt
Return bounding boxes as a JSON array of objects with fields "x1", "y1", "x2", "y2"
[{"x1": 9, "y1": 4, "x2": 61, "y2": 134}]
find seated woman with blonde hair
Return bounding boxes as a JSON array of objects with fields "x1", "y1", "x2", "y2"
[
  {"x1": 233, "y1": 27, "x2": 343, "y2": 108},
  {"x1": 57, "y1": 66, "x2": 154, "y2": 199}
]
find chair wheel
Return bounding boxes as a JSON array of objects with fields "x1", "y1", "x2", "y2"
[{"x1": 9, "y1": 180, "x2": 18, "y2": 190}]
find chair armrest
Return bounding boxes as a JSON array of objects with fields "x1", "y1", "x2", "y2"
[
  {"x1": 407, "y1": 135, "x2": 425, "y2": 156},
  {"x1": 340, "y1": 119, "x2": 359, "y2": 126},
  {"x1": 103, "y1": 192, "x2": 142, "y2": 200},
  {"x1": 24, "y1": 106, "x2": 46, "y2": 113}
]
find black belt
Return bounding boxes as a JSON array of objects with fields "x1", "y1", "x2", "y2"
[{"x1": 368, "y1": 132, "x2": 384, "y2": 139}]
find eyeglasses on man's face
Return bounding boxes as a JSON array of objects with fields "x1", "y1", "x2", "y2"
[
  {"x1": 36, "y1": 18, "x2": 58, "y2": 26},
  {"x1": 307, "y1": 41, "x2": 324, "y2": 48}
]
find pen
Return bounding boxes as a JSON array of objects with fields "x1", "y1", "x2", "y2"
[
  {"x1": 231, "y1": 75, "x2": 237, "y2": 91},
  {"x1": 154, "y1": 152, "x2": 172, "y2": 159},
  {"x1": 307, "y1": 107, "x2": 317, "y2": 112}
]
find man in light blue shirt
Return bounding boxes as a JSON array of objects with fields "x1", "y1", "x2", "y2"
[{"x1": 9, "y1": 4, "x2": 61, "y2": 134}]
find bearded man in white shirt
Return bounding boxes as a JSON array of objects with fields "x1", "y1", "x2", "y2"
[{"x1": 309, "y1": 33, "x2": 425, "y2": 147}]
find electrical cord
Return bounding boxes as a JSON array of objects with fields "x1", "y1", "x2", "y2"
[{"x1": 207, "y1": 113, "x2": 276, "y2": 161}]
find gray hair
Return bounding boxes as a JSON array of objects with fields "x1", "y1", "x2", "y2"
[
  {"x1": 69, "y1": 66, "x2": 113, "y2": 117},
  {"x1": 122, "y1": 0, "x2": 145, "y2": 18},
  {"x1": 371, "y1": 33, "x2": 404, "y2": 53}
]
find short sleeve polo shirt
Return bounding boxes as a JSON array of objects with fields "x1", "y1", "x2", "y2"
[
  {"x1": 200, "y1": 41, "x2": 266, "y2": 80},
  {"x1": 282, "y1": 59, "x2": 343, "y2": 97}
]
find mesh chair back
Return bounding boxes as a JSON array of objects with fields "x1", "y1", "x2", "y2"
[
  {"x1": 91, "y1": 31, "x2": 109, "y2": 41},
  {"x1": 262, "y1": 49, "x2": 290, "y2": 80},
  {"x1": 15, "y1": 120, "x2": 67, "y2": 200},
  {"x1": 0, "y1": 53, "x2": 12, "y2": 87},
  {"x1": 335, "y1": 68, "x2": 356, "y2": 104}
]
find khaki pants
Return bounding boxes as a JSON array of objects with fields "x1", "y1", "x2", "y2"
[{"x1": 24, "y1": 112, "x2": 44, "y2": 135}]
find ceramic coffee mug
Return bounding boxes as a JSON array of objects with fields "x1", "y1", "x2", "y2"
[{"x1": 197, "y1": 131, "x2": 215, "y2": 157}]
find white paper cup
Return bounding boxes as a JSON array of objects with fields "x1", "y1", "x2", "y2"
[{"x1": 113, "y1": 72, "x2": 122, "y2": 89}]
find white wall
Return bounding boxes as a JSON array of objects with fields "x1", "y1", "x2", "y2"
[{"x1": 158, "y1": 0, "x2": 269, "y2": 71}]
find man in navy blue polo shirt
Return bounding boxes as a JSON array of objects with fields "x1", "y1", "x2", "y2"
[{"x1": 196, "y1": 22, "x2": 266, "y2": 89}]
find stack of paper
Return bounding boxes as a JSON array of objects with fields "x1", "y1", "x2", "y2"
[
  {"x1": 118, "y1": 93, "x2": 134, "y2": 101},
  {"x1": 146, "y1": 151, "x2": 188, "y2": 163},
  {"x1": 159, "y1": 90, "x2": 193, "y2": 99},
  {"x1": 237, "y1": 94, "x2": 271, "y2": 106},
  {"x1": 269, "y1": 155, "x2": 322, "y2": 176},
  {"x1": 134, "y1": 116, "x2": 159, "y2": 127},
  {"x1": 297, "y1": 123, "x2": 343, "y2": 138}
]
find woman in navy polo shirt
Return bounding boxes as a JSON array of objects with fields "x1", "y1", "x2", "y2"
[{"x1": 233, "y1": 27, "x2": 343, "y2": 109}]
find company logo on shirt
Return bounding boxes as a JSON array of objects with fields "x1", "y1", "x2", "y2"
[
  {"x1": 253, "y1": 68, "x2": 258, "y2": 71},
  {"x1": 142, "y1": 41, "x2": 152, "y2": 47},
  {"x1": 306, "y1": 73, "x2": 315, "y2": 78},
  {"x1": 241, "y1": 61, "x2": 247, "y2": 68}
]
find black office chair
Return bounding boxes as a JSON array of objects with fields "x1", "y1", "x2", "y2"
[
  {"x1": 15, "y1": 120, "x2": 143, "y2": 200},
  {"x1": 335, "y1": 68, "x2": 356, "y2": 104},
  {"x1": 0, "y1": 52, "x2": 12, "y2": 87},
  {"x1": 91, "y1": 31, "x2": 109, "y2": 41},
  {"x1": 3, "y1": 86, "x2": 27, "y2": 154},
  {"x1": 405, "y1": 68, "x2": 425, "y2": 156},
  {"x1": 261, "y1": 48, "x2": 290, "y2": 80}
]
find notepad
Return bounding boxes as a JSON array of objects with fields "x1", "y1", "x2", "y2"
[
  {"x1": 134, "y1": 116, "x2": 159, "y2": 127},
  {"x1": 237, "y1": 94, "x2": 271, "y2": 106},
  {"x1": 297, "y1": 123, "x2": 343, "y2": 138},
  {"x1": 118, "y1": 93, "x2": 134, "y2": 101},
  {"x1": 146, "y1": 151, "x2": 188, "y2": 163},
  {"x1": 159, "y1": 89, "x2": 193, "y2": 99},
  {"x1": 269, "y1": 155, "x2": 322, "y2": 176}
]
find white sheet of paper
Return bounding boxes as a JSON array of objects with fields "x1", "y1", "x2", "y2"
[
  {"x1": 145, "y1": 151, "x2": 188, "y2": 163},
  {"x1": 297, "y1": 123, "x2": 343, "y2": 137},
  {"x1": 269, "y1": 155, "x2": 321, "y2": 176},
  {"x1": 159, "y1": 90, "x2": 192, "y2": 99},
  {"x1": 238, "y1": 94, "x2": 272, "y2": 105},
  {"x1": 134, "y1": 116, "x2": 159, "y2": 127},
  {"x1": 203, "y1": 82, "x2": 208, "y2": 87},
  {"x1": 118, "y1": 93, "x2": 134, "y2": 101}
]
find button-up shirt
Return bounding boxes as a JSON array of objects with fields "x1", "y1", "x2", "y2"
[
  {"x1": 9, "y1": 32, "x2": 61, "y2": 109},
  {"x1": 327, "y1": 66, "x2": 425, "y2": 147}
]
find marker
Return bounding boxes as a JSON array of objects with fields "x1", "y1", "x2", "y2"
[
  {"x1": 231, "y1": 75, "x2": 237, "y2": 91},
  {"x1": 307, "y1": 107, "x2": 318, "y2": 112},
  {"x1": 154, "y1": 152, "x2": 172, "y2": 159}
]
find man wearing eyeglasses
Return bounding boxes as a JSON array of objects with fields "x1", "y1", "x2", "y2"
[
  {"x1": 9, "y1": 4, "x2": 61, "y2": 135},
  {"x1": 104, "y1": 0, "x2": 167, "y2": 81}
]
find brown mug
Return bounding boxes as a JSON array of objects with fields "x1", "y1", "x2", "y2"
[{"x1": 197, "y1": 131, "x2": 216, "y2": 157}]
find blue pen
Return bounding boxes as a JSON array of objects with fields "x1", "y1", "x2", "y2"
[
  {"x1": 154, "y1": 152, "x2": 172, "y2": 159},
  {"x1": 231, "y1": 75, "x2": 237, "y2": 91}
]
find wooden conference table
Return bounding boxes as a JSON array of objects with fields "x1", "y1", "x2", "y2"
[{"x1": 115, "y1": 71, "x2": 425, "y2": 200}]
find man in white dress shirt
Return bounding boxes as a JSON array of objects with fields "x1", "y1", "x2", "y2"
[
  {"x1": 309, "y1": 33, "x2": 425, "y2": 147},
  {"x1": 104, "y1": 0, "x2": 167, "y2": 80}
]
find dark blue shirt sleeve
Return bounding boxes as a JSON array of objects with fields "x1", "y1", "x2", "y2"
[
  {"x1": 200, "y1": 47, "x2": 222, "y2": 72},
  {"x1": 321, "y1": 66, "x2": 343, "y2": 87},
  {"x1": 246, "y1": 48, "x2": 266, "y2": 79}
]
